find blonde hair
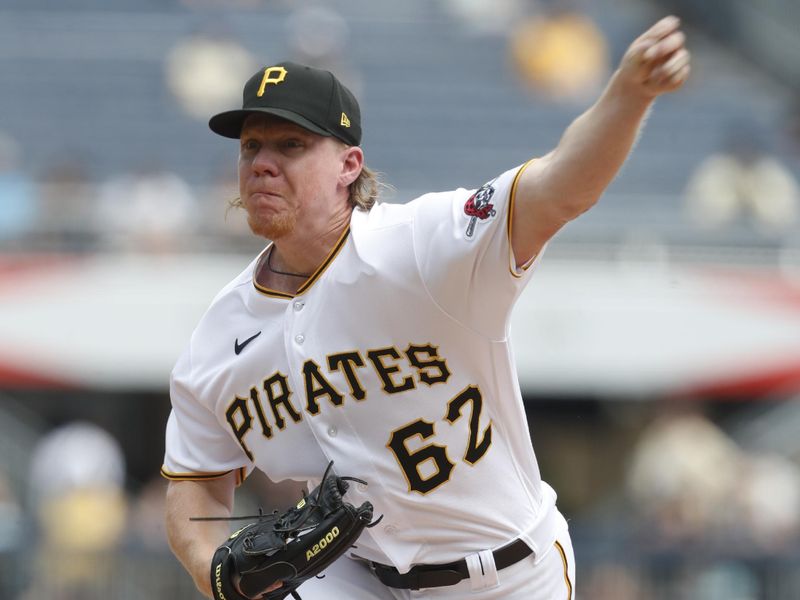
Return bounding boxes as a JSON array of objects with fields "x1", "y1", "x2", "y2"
[{"x1": 349, "y1": 164, "x2": 381, "y2": 211}]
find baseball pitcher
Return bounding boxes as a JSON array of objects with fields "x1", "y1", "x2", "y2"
[{"x1": 162, "y1": 15, "x2": 690, "y2": 599}]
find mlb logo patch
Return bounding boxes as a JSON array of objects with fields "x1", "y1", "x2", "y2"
[{"x1": 463, "y1": 182, "x2": 496, "y2": 239}]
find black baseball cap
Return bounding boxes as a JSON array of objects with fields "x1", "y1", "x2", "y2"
[{"x1": 209, "y1": 61, "x2": 361, "y2": 146}]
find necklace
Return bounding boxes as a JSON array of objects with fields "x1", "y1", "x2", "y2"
[{"x1": 266, "y1": 246, "x2": 312, "y2": 278}]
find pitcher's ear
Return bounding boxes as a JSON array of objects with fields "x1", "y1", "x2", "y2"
[{"x1": 340, "y1": 145, "x2": 364, "y2": 187}]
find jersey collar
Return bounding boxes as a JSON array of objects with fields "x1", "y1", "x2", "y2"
[{"x1": 252, "y1": 226, "x2": 351, "y2": 299}]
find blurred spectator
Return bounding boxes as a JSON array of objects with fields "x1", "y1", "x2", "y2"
[
  {"x1": 440, "y1": 0, "x2": 527, "y2": 36},
  {"x1": 0, "y1": 467, "x2": 22, "y2": 597},
  {"x1": 625, "y1": 403, "x2": 741, "y2": 544},
  {"x1": 509, "y1": 0, "x2": 610, "y2": 103},
  {"x1": 787, "y1": 96, "x2": 800, "y2": 158},
  {"x1": 735, "y1": 451, "x2": 800, "y2": 551},
  {"x1": 95, "y1": 162, "x2": 199, "y2": 253},
  {"x1": 165, "y1": 23, "x2": 257, "y2": 121},
  {"x1": 0, "y1": 132, "x2": 37, "y2": 247},
  {"x1": 684, "y1": 126, "x2": 800, "y2": 235},
  {"x1": 582, "y1": 562, "x2": 649, "y2": 600},
  {"x1": 0, "y1": 468, "x2": 21, "y2": 554},
  {"x1": 681, "y1": 561, "x2": 759, "y2": 600},
  {"x1": 36, "y1": 155, "x2": 97, "y2": 252},
  {"x1": 126, "y1": 476, "x2": 169, "y2": 553},
  {"x1": 627, "y1": 401, "x2": 800, "y2": 555},
  {"x1": 787, "y1": 97, "x2": 800, "y2": 154},
  {"x1": 285, "y1": 5, "x2": 363, "y2": 99},
  {"x1": 21, "y1": 421, "x2": 128, "y2": 599}
]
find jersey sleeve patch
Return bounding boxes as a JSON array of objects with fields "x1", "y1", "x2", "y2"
[{"x1": 462, "y1": 180, "x2": 497, "y2": 240}]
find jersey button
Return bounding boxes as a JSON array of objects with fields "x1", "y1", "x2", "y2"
[
  {"x1": 293, "y1": 301, "x2": 304, "y2": 311},
  {"x1": 383, "y1": 524, "x2": 397, "y2": 535},
  {"x1": 294, "y1": 334, "x2": 305, "y2": 345},
  {"x1": 327, "y1": 426, "x2": 337, "y2": 437}
]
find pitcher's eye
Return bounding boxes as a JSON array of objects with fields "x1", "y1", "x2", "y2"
[
  {"x1": 241, "y1": 139, "x2": 260, "y2": 152},
  {"x1": 283, "y1": 138, "x2": 304, "y2": 149}
]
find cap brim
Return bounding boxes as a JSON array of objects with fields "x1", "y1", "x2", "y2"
[{"x1": 208, "y1": 107, "x2": 332, "y2": 139}]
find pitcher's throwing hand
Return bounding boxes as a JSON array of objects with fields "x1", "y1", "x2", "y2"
[{"x1": 619, "y1": 15, "x2": 691, "y2": 97}]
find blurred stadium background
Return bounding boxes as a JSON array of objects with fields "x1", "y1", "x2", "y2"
[{"x1": 2, "y1": 0, "x2": 800, "y2": 598}]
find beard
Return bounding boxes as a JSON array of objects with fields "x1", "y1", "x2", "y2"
[{"x1": 246, "y1": 207, "x2": 296, "y2": 240}]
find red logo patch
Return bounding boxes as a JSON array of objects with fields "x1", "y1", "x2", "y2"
[
  {"x1": 464, "y1": 183, "x2": 496, "y2": 238},
  {"x1": 464, "y1": 195, "x2": 494, "y2": 220}
]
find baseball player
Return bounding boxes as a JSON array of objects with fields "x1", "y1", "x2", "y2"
[{"x1": 162, "y1": 16, "x2": 690, "y2": 599}]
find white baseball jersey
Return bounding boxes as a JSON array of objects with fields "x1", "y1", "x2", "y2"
[{"x1": 162, "y1": 161, "x2": 562, "y2": 574}]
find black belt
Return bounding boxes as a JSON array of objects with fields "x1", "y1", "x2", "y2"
[{"x1": 369, "y1": 538, "x2": 532, "y2": 590}]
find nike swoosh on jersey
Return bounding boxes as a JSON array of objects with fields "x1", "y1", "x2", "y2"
[{"x1": 234, "y1": 331, "x2": 262, "y2": 355}]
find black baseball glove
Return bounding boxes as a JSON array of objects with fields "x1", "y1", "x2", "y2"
[{"x1": 208, "y1": 462, "x2": 377, "y2": 600}]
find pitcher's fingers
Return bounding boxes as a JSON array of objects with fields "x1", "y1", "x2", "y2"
[
  {"x1": 655, "y1": 63, "x2": 691, "y2": 92},
  {"x1": 637, "y1": 15, "x2": 681, "y2": 46},
  {"x1": 648, "y1": 48, "x2": 691, "y2": 83},
  {"x1": 668, "y1": 63, "x2": 691, "y2": 87},
  {"x1": 643, "y1": 30, "x2": 686, "y2": 63}
]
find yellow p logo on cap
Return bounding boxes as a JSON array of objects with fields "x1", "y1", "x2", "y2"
[{"x1": 257, "y1": 66, "x2": 288, "y2": 96}]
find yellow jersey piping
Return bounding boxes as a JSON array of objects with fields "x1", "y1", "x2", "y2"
[
  {"x1": 554, "y1": 540, "x2": 573, "y2": 599},
  {"x1": 506, "y1": 158, "x2": 537, "y2": 278},
  {"x1": 253, "y1": 227, "x2": 351, "y2": 298},
  {"x1": 160, "y1": 466, "x2": 247, "y2": 486}
]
